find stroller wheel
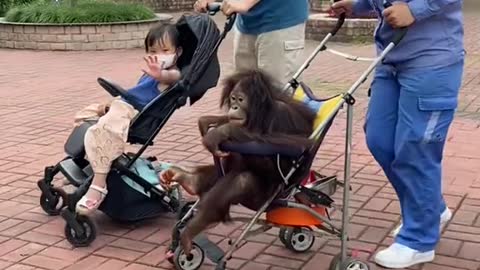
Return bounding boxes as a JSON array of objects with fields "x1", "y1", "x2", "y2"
[
  {"x1": 278, "y1": 227, "x2": 290, "y2": 246},
  {"x1": 284, "y1": 227, "x2": 315, "y2": 253},
  {"x1": 342, "y1": 259, "x2": 370, "y2": 270},
  {"x1": 174, "y1": 243, "x2": 205, "y2": 270},
  {"x1": 64, "y1": 215, "x2": 96, "y2": 247},
  {"x1": 329, "y1": 253, "x2": 370, "y2": 270},
  {"x1": 40, "y1": 187, "x2": 67, "y2": 216}
]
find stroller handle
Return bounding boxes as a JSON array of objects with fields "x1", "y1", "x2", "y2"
[
  {"x1": 331, "y1": 13, "x2": 346, "y2": 36},
  {"x1": 383, "y1": 1, "x2": 408, "y2": 45},
  {"x1": 207, "y1": 2, "x2": 222, "y2": 15},
  {"x1": 330, "y1": 0, "x2": 346, "y2": 36}
]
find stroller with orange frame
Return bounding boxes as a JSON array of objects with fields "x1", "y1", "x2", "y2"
[{"x1": 166, "y1": 2, "x2": 408, "y2": 270}]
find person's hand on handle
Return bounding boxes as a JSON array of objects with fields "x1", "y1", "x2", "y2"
[
  {"x1": 330, "y1": 0, "x2": 354, "y2": 17},
  {"x1": 221, "y1": 0, "x2": 260, "y2": 16},
  {"x1": 193, "y1": 0, "x2": 215, "y2": 13},
  {"x1": 383, "y1": 2, "x2": 415, "y2": 28}
]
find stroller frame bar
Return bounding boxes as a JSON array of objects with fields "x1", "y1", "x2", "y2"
[
  {"x1": 326, "y1": 48, "x2": 376, "y2": 62},
  {"x1": 309, "y1": 41, "x2": 398, "y2": 142},
  {"x1": 282, "y1": 13, "x2": 346, "y2": 93},
  {"x1": 126, "y1": 104, "x2": 177, "y2": 168}
]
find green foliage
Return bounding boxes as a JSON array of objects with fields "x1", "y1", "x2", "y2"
[
  {"x1": 4, "y1": 0, "x2": 156, "y2": 24},
  {"x1": 1, "y1": 0, "x2": 36, "y2": 17}
]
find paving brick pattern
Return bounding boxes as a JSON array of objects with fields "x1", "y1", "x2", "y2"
[{"x1": 0, "y1": 12, "x2": 479, "y2": 270}]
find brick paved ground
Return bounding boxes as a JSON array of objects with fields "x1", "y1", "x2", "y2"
[{"x1": 0, "y1": 12, "x2": 479, "y2": 270}]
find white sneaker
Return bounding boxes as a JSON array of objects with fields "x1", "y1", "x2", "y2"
[
  {"x1": 374, "y1": 243, "x2": 435, "y2": 268},
  {"x1": 391, "y1": 207, "x2": 452, "y2": 236}
]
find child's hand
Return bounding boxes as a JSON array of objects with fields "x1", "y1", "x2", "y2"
[
  {"x1": 142, "y1": 55, "x2": 165, "y2": 79},
  {"x1": 142, "y1": 55, "x2": 181, "y2": 84}
]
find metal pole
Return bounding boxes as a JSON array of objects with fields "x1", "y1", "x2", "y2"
[
  {"x1": 340, "y1": 101, "x2": 354, "y2": 262},
  {"x1": 282, "y1": 33, "x2": 333, "y2": 93}
]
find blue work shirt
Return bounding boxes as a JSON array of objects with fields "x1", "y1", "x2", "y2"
[
  {"x1": 353, "y1": 0, "x2": 464, "y2": 70},
  {"x1": 124, "y1": 74, "x2": 161, "y2": 109},
  {"x1": 236, "y1": 0, "x2": 309, "y2": 35}
]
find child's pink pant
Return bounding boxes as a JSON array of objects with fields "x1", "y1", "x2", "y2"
[{"x1": 74, "y1": 99, "x2": 138, "y2": 174}]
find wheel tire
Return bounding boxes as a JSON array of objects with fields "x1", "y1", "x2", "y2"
[
  {"x1": 278, "y1": 227, "x2": 290, "y2": 246},
  {"x1": 329, "y1": 253, "x2": 342, "y2": 270},
  {"x1": 341, "y1": 258, "x2": 370, "y2": 270},
  {"x1": 284, "y1": 227, "x2": 315, "y2": 253},
  {"x1": 64, "y1": 215, "x2": 96, "y2": 247},
  {"x1": 40, "y1": 188, "x2": 67, "y2": 216},
  {"x1": 174, "y1": 243, "x2": 205, "y2": 270},
  {"x1": 329, "y1": 253, "x2": 370, "y2": 270}
]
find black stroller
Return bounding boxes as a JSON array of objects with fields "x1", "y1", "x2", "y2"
[{"x1": 36, "y1": 6, "x2": 235, "y2": 247}]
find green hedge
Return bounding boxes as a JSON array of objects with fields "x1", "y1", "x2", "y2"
[
  {"x1": 0, "y1": 0, "x2": 35, "y2": 16},
  {"x1": 4, "y1": 0, "x2": 156, "y2": 24}
]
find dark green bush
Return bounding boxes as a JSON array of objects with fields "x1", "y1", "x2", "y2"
[{"x1": 4, "y1": 0, "x2": 156, "y2": 23}]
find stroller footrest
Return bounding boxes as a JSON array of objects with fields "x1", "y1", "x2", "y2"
[{"x1": 59, "y1": 159, "x2": 92, "y2": 187}]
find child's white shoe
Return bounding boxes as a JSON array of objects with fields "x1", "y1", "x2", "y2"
[
  {"x1": 374, "y1": 243, "x2": 434, "y2": 268},
  {"x1": 76, "y1": 184, "x2": 108, "y2": 215}
]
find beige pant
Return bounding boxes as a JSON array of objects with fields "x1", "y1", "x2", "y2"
[
  {"x1": 233, "y1": 23, "x2": 306, "y2": 89},
  {"x1": 74, "y1": 99, "x2": 138, "y2": 174}
]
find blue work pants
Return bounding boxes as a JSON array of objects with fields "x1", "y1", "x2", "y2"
[{"x1": 364, "y1": 59, "x2": 464, "y2": 252}]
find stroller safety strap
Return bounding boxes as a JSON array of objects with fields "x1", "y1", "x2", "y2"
[{"x1": 219, "y1": 141, "x2": 305, "y2": 157}]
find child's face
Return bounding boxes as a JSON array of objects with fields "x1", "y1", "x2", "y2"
[
  {"x1": 147, "y1": 36, "x2": 181, "y2": 69},
  {"x1": 147, "y1": 37, "x2": 176, "y2": 56}
]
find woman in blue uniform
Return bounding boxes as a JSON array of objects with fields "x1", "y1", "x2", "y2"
[{"x1": 331, "y1": 0, "x2": 464, "y2": 268}]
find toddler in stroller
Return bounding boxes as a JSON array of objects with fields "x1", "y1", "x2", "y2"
[
  {"x1": 36, "y1": 7, "x2": 235, "y2": 247},
  {"x1": 73, "y1": 22, "x2": 185, "y2": 215}
]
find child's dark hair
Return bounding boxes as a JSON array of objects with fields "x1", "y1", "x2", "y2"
[{"x1": 144, "y1": 22, "x2": 181, "y2": 53}]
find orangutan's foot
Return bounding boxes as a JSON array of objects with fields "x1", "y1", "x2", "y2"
[
  {"x1": 180, "y1": 231, "x2": 193, "y2": 255},
  {"x1": 159, "y1": 165, "x2": 199, "y2": 195}
]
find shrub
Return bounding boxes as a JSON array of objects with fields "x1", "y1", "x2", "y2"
[
  {"x1": 0, "y1": 0, "x2": 35, "y2": 17},
  {"x1": 4, "y1": 0, "x2": 156, "y2": 24}
]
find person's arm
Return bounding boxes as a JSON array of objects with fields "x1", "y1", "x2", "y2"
[
  {"x1": 352, "y1": 0, "x2": 374, "y2": 15},
  {"x1": 241, "y1": 0, "x2": 261, "y2": 9},
  {"x1": 331, "y1": 0, "x2": 373, "y2": 18},
  {"x1": 221, "y1": 0, "x2": 261, "y2": 15},
  {"x1": 407, "y1": 0, "x2": 461, "y2": 21}
]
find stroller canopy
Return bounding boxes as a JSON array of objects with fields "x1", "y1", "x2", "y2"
[{"x1": 175, "y1": 13, "x2": 221, "y2": 105}]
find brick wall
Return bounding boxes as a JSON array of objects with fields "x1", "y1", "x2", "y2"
[
  {"x1": 306, "y1": 13, "x2": 377, "y2": 43},
  {"x1": 310, "y1": 0, "x2": 331, "y2": 12},
  {"x1": 0, "y1": 16, "x2": 172, "y2": 51}
]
